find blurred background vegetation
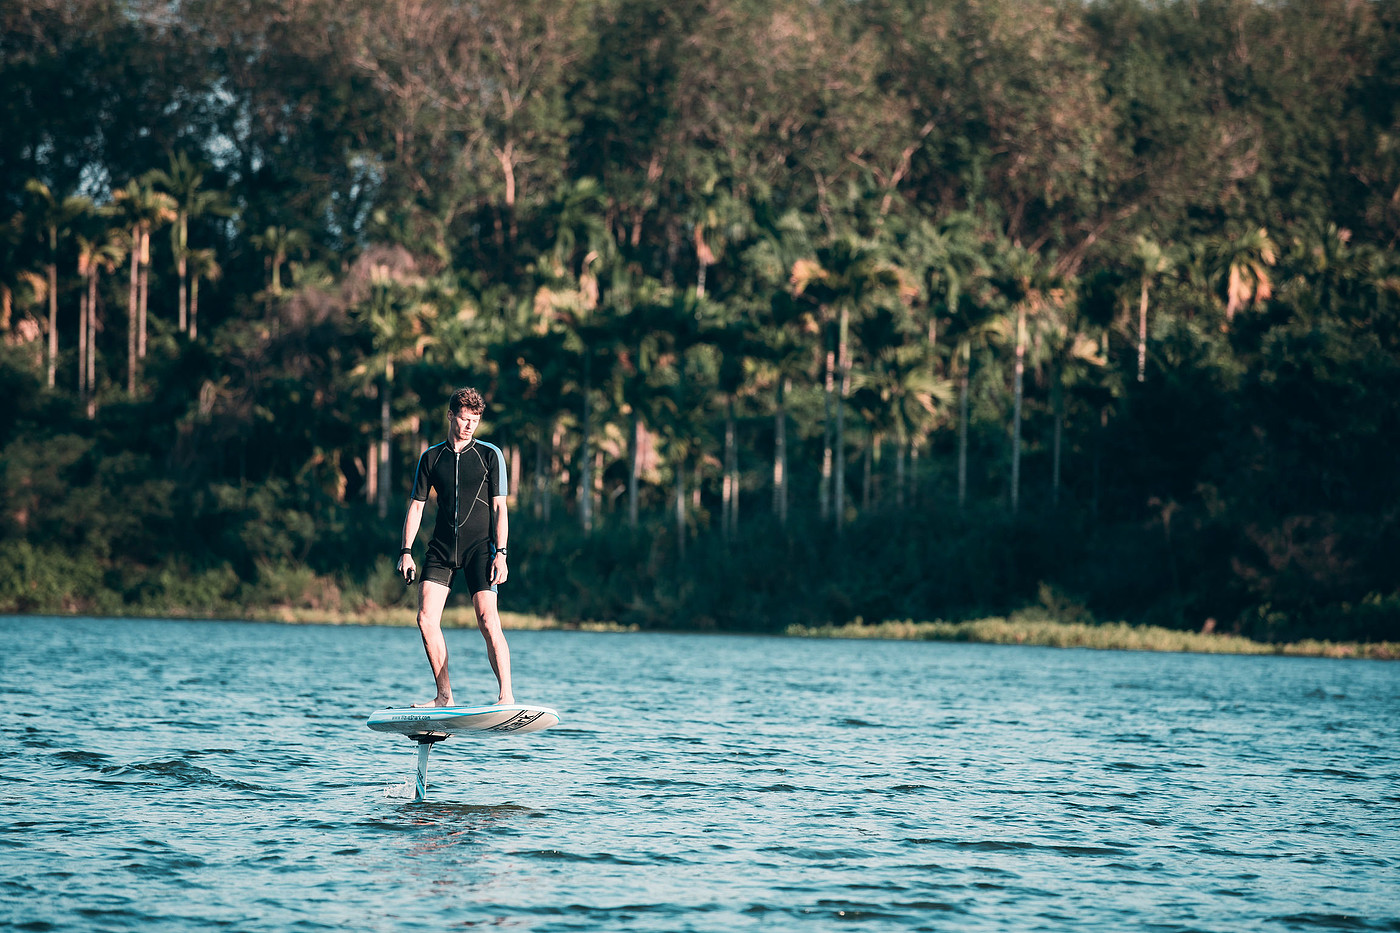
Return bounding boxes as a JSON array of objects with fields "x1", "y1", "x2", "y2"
[{"x1": 1, "y1": 0, "x2": 1398, "y2": 642}]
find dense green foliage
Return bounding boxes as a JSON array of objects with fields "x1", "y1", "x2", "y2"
[{"x1": 2, "y1": 0, "x2": 1398, "y2": 641}]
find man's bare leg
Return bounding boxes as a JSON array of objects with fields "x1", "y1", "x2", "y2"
[
  {"x1": 472, "y1": 589, "x2": 514, "y2": 705},
  {"x1": 413, "y1": 580, "x2": 454, "y2": 707}
]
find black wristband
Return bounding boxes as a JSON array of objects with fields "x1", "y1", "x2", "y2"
[{"x1": 399, "y1": 546, "x2": 412, "y2": 555}]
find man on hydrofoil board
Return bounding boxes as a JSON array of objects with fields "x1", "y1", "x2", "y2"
[{"x1": 395, "y1": 387, "x2": 513, "y2": 708}]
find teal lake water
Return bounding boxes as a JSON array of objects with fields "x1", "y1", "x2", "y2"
[{"x1": 2, "y1": 615, "x2": 1397, "y2": 931}]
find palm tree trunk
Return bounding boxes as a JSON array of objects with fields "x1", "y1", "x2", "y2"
[
  {"x1": 127, "y1": 231, "x2": 139, "y2": 395},
  {"x1": 820, "y1": 343, "x2": 834, "y2": 522},
  {"x1": 365, "y1": 440, "x2": 377, "y2": 506},
  {"x1": 773, "y1": 377, "x2": 788, "y2": 526},
  {"x1": 46, "y1": 258, "x2": 57, "y2": 388},
  {"x1": 177, "y1": 214, "x2": 188, "y2": 332},
  {"x1": 189, "y1": 273, "x2": 199, "y2": 341},
  {"x1": 958, "y1": 342, "x2": 970, "y2": 510},
  {"x1": 1011, "y1": 303, "x2": 1026, "y2": 515},
  {"x1": 138, "y1": 229, "x2": 150, "y2": 359},
  {"x1": 86, "y1": 272, "x2": 97, "y2": 419},
  {"x1": 834, "y1": 306, "x2": 849, "y2": 534},
  {"x1": 627, "y1": 409, "x2": 640, "y2": 529},
  {"x1": 78, "y1": 285, "x2": 87, "y2": 396},
  {"x1": 722, "y1": 397, "x2": 737, "y2": 541},
  {"x1": 1138, "y1": 275, "x2": 1149, "y2": 383}
]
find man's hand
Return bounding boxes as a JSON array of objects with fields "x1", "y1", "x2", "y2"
[
  {"x1": 490, "y1": 552, "x2": 508, "y2": 586},
  {"x1": 397, "y1": 554, "x2": 416, "y2": 585}
]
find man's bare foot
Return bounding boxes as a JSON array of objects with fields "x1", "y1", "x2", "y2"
[
  {"x1": 497, "y1": 694, "x2": 515, "y2": 706},
  {"x1": 411, "y1": 695, "x2": 453, "y2": 708}
]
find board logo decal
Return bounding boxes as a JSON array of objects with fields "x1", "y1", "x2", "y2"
[{"x1": 488, "y1": 710, "x2": 545, "y2": 732}]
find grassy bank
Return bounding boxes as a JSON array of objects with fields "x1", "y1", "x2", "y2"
[
  {"x1": 238, "y1": 604, "x2": 1394, "y2": 659},
  {"x1": 237, "y1": 605, "x2": 639, "y2": 633},
  {"x1": 785, "y1": 616, "x2": 1399, "y2": 660}
]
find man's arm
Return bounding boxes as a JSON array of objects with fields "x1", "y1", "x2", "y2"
[
  {"x1": 490, "y1": 496, "x2": 509, "y2": 585},
  {"x1": 397, "y1": 498, "x2": 426, "y2": 581}
]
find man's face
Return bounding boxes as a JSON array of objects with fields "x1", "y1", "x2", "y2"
[{"x1": 450, "y1": 407, "x2": 482, "y2": 442}]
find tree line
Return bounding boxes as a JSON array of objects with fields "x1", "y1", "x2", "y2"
[{"x1": 1, "y1": 0, "x2": 1398, "y2": 641}]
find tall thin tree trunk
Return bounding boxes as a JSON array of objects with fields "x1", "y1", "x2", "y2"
[
  {"x1": 724, "y1": 397, "x2": 739, "y2": 540},
  {"x1": 127, "y1": 231, "x2": 139, "y2": 395},
  {"x1": 722, "y1": 402, "x2": 733, "y2": 541},
  {"x1": 958, "y1": 342, "x2": 970, "y2": 509},
  {"x1": 1138, "y1": 276, "x2": 1149, "y2": 383},
  {"x1": 138, "y1": 229, "x2": 149, "y2": 359},
  {"x1": 177, "y1": 215, "x2": 188, "y2": 332},
  {"x1": 46, "y1": 258, "x2": 57, "y2": 388},
  {"x1": 86, "y1": 273, "x2": 97, "y2": 419},
  {"x1": 1011, "y1": 304, "x2": 1026, "y2": 515},
  {"x1": 834, "y1": 306, "x2": 850, "y2": 534},
  {"x1": 366, "y1": 440, "x2": 377, "y2": 505},
  {"x1": 773, "y1": 378, "x2": 788, "y2": 526},
  {"x1": 820, "y1": 340, "x2": 834, "y2": 522},
  {"x1": 628, "y1": 410, "x2": 640, "y2": 529},
  {"x1": 77, "y1": 275, "x2": 88, "y2": 396},
  {"x1": 189, "y1": 274, "x2": 200, "y2": 341}
]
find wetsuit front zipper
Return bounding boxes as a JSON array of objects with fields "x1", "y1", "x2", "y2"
[{"x1": 453, "y1": 448, "x2": 461, "y2": 564}]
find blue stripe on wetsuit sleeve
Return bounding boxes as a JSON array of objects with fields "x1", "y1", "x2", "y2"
[{"x1": 479, "y1": 440, "x2": 508, "y2": 497}]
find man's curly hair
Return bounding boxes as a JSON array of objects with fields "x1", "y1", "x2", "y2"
[{"x1": 448, "y1": 387, "x2": 485, "y2": 414}]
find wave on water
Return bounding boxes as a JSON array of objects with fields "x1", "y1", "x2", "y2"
[{"x1": 50, "y1": 751, "x2": 265, "y2": 792}]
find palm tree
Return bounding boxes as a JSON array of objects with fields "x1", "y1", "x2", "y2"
[
  {"x1": 909, "y1": 212, "x2": 991, "y2": 509},
  {"x1": 790, "y1": 235, "x2": 903, "y2": 533},
  {"x1": 148, "y1": 152, "x2": 230, "y2": 333},
  {"x1": 24, "y1": 180, "x2": 88, "y2": 387},
  {"x1": 1039, "y1": 278, "x2": 1107, "y2": 507},
  {"x1": 112, "y1": 179, "x2": 176, "y2": 392},
  {"x1": 746, "y1": 208, "x2": 817, "y2": 527},
  {"x1": 993, "y1": 246, "x2": 1047, "y2": 517},
  {"x1": 1216, "y1": 227, "x2": 1278, "y2": 323},
  {"x1": 850, "y1": 340, "x2": 950, "y2": 509},
  {"x1": 75, "y1": 223, "x2": 126, "y2": 417},
  {"x1": 187, "y1": 248, "x2": 221, "y2": 341},
  {"x1": 1132, "y1": 235, "x2": 1176, "y2": 382},
  {"x1": 706, "y1": 320, "x2": 756, "y2": 543},
  {"x1": 250, "y1": 225, "x2": 311, "y2": 298}
]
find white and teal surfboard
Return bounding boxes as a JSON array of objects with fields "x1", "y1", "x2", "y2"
[
  {"x1": 366, "y1": 703, "x2": 560, "y2": 802},
  {"x1": 367, "y1": 703, "x2": 560, "y2": 738}
]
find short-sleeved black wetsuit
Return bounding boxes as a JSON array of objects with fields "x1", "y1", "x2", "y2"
[{"x1": 411, "y1": 438, "x2": 508, "y2": 593}]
